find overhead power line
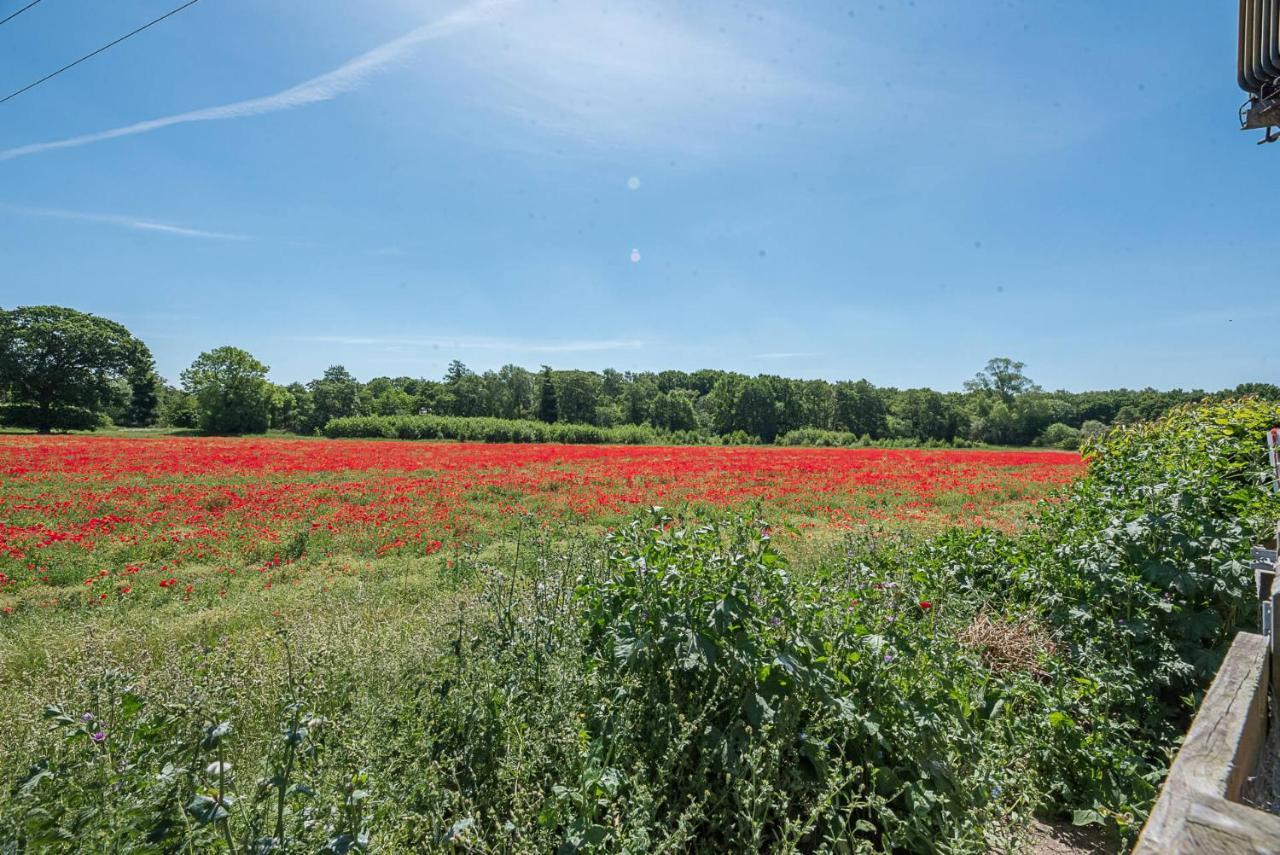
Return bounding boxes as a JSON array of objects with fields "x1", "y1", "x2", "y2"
[
  {"x1": 0, "y1": 0, "x2": 46, "y2": 28},
  {"x1": 0, "y1": 0, "x2": 203, "y2": 106}
]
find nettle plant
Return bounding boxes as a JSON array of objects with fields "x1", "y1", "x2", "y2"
[
  {"x1": 9, "y1": 645, "x2": 369, "y2": 854},
  {"x1": 560, "y1": 511, "x2": 1034, "y2": 853}
]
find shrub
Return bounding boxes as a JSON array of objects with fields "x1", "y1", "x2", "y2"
[
  {"x1": 1035, "y1": 422, "x2": 1081, "y2": 449},
  {"x1": 776, "y1": 427, "x2": 860, "y2": 447},
  {"x1": 935, "y1": 397, "x2": 1280, "y2": 832},
  {"x1": 0, "y1": 403, "x2": 107, "y2": 432}
]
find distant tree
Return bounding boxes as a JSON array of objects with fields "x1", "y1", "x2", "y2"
[
  {"x1": 1233, "y1": 382, "x2": 1280, "y2": 400},
  {"x1": 891, "y1": 388, "x2": 959, "y2": 441},
  {"x1": 124, "y1": 368, "x2": 161, "y2": 427},
  {"x1": 651, "y1": 389, "x2": 699, "y2": 431},
  {"x1": 448, "y1": 373, "x2": 487, "y2": 417},
  {"x1": 371, "y1": 386, "x2": 415, "y2": 416},
  {"x1": 181, "y1": 346, "x2": 271, "y2": 435},
  {"x1": 536, "y1": 365, "x2": 557, "y2": 423},
  {"x1": 600, "y1": 368, "x2": 627, "y2": 400},
  {"x1": 706, "y1": 374, "x2": 746, "y2": 435},
  {"x1": 967, "y1": 399, "x2": 1015, "y2": 444},
  {"x1": 282, "y1": 382, "x2": 314, "y2": 433},
  {"x1": 305, "y1": 365, "x2": 362, "y2": 432},
  {"x1": 656, "y1": 370, "x2": 693, "y2": 393},
  {"x1": 0, "y1": 305, "x2": 155, "y2": 433},
  {"x1": 157, "y1": 385, "x2": 199, "y2": 429},
  {"x1": 964, "y1": 357, "x2": 1039, "y2": 404},
  {"x1": 624, "y1": 374, "x2": 660, "y2": 425},
  {"x1": 1010, "y1": 394, "x2": 1075, "y2": 446},
  {"x1": 743, "y1": 378, "x2": 784, "y2": 441},
  {"x1": 266, "y1": 384, "x2": 297, "y2": 431},
  {"x1": 554, "y1": 371, "x2": 603, "y2": 425},
  {"x1": 444, "y1": 360, "x2": 471, "y2": 385},
  {"x1": 834, "y1": 380, "x2": 887, "y2": 438},
  {"x1": 494, "y1": 365, "x2": 534, "y2": 420}
]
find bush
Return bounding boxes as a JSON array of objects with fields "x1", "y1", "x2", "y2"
[
  {"x1": 1035, "y1": 422, "x2": 1081, "y2": 449},
  {"x1": 0, "y1": 403, "x2": 107, "y2": 432},
  {"x1": 935, "y1": 397, "x2": 1280, "y2": 832},
  {"x1": 775, "y1": 427, "x2": 862, "y2": 447}
]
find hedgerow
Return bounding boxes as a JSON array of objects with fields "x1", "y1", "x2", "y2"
[{"x1": 323, "y1": 414, "x2": 665, "y2": 445}]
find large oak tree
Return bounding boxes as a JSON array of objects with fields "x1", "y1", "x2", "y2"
[{"x1": 0, "y1": 305, "x2": 155, "y2": 433}]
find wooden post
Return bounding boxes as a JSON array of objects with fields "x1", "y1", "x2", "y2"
[{"x1": 1134, "y1": 633, "x2": 1280, "y2": 854}]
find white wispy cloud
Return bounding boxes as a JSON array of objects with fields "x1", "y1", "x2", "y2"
[
  {"x1": 0, "y1": 204, "x2": 248, "y2": 239},
  {"x1": 0, "y1": 0, "x2": 514, "y2": 163},
  {"x1": 437, "y1": 1, "x2": 842, "y2": 153},
  {"x1": 753, "y1": 352, "x2": 820, "y2": 360},
  {"x1": 300, "y1": 334, "x2": 642, "y2": 354}
]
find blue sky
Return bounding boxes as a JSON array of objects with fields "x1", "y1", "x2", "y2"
[{"x1": 0, "y1": 0, "x2": 1273, "y2": 391}]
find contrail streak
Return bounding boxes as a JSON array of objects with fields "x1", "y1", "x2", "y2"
[{"x1": 0, "y1": 1, "x2": 511, "y2": 162}]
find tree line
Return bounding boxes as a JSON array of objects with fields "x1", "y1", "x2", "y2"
[{"x1": 2, "y1": 306, "x2": 1274, "y2": 448}]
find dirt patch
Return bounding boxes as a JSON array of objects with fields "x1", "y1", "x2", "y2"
[{"x1": 1023, "y1": 817, "x2": 1114, "y2": 854}]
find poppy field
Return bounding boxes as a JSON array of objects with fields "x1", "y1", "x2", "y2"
[
  {"x1": 2, "y1": 403, "x2": 1276, "y2": 853},
  {"x1": 0, "y1": 435, "x2": 1083, "y2": 611}
]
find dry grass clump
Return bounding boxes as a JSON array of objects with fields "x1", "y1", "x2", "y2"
[{"x1": 958, "y1": 612, "x2": 1058, "y2": 678}]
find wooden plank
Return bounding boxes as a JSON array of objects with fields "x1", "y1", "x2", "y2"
[
  {"x1": 1134, "y1": 632, "x2": 1272, "y2": 854},
  {"x1": 1272, "y1": 590, "x2": 1280, "y2": 705},
  {"x1": 1182, "y1": 795, "x2": 1280, "y2": 854}
]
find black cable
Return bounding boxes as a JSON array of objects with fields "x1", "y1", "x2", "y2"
[
  {"x1": 0, "y1": 0, "x2": 46, "y2": 28},
  {"x1": 0, "y1": 0, "x2": 202, "y2": 106}
]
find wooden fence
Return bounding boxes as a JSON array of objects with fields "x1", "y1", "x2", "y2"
[{"x1": 1132, "y1": 525, "x2": 1280, "y2": 853}]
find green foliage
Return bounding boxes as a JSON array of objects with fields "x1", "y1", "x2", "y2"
[
  {"x1": 0, "y1": 403, "x2": 107, "y2": 431},
  {"x1": 964, "y1": 357, "x2": 1040, "y2": 403},
  {"x1": 324, "y1": 414, "x2": 664, "y2": 444},
  {"x1": 536, "y1": 365, "x2": 558, "y2": 423},
  {"x1": 157, "y1": 385, "x2": 199, "y2": 429},
  {"x1": 181, "y1": 347, "x2": 272, "y2": 435},
  {"x1": 553, "y1": 370, "x2": 605, "y2": 425},
  {"x1": 890, "y1": 388, "x2": 963, "y2": 442},
  {"x1": 0, "y1": 305, "x2": 154, "y2": 433},
  {"x1": 1035, "y1": 422, "x2": 1081, "y2": 450},
  {"x1": 303, "y1": 365, "x2": 363, "y2": 434},
  {"x1": 937, "y1": 397, "x2": 1280, "y2": 831},
  {"x1": 776, "y1": 427, "x2": 866, "y2": 447},
  {"x1": 834, "y1": 379, "x2": 888, "y2": 437}
]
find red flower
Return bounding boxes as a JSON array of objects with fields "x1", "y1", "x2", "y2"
[{"x1": 919, "y1": 600, "x2": 932, "y2": 610}]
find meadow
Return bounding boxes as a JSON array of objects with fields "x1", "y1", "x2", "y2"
[
  {"x1": 0, "y1": 404, "x2": 1274, "y2": 853},
  {"x1": 0, "y1": 437, "x2": 1081, "y2": 612}
]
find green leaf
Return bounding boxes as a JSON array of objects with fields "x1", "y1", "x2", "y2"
[
  {"x1": 187, "y1": 794, "x2": 229, "y2": 825},
  {"x1": 119, "y1": 691, "x2": 145, "y2": 720},
  {"x1": 1072, "y1": 809, "x2": 1105, "y2": 826}
]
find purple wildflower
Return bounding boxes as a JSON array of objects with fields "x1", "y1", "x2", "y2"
[{"x1": 91, "y1": 730, "x2": 106, "y2": 744}]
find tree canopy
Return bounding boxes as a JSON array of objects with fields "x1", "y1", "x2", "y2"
[
  {"x1": 0, "y1": 305, "x2": 155, "y2": 432},
  {"x1": 180, "y1": 347, "x2": 272, "y2": 435}
]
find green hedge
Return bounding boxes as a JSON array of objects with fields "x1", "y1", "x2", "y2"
[{"x1": 323, "y1": 414, "x2": 666, "y2": 445}]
